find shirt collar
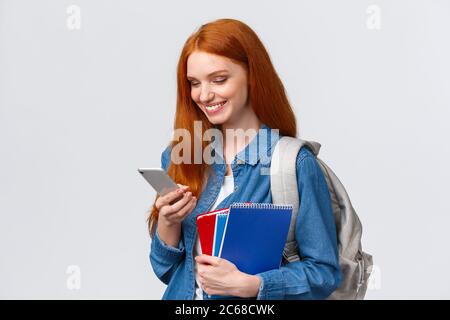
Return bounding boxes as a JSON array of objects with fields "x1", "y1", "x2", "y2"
[{"x1": 232, "y1": 123, "x2": 280, "y2": 166}]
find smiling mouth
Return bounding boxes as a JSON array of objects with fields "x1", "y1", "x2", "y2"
[{"x1": 205, "y1": 100, "x2": 227, "y2": 112}]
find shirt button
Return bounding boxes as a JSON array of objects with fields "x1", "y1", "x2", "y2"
[
  {"x1": 237, "y1": 159, "x2": 244, "y2": 165},
  {"x1": 234, "y1": 185, "x2": 238, "y2": 191}
]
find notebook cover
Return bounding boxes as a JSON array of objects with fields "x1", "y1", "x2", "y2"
[
  {"x1": 219, "y1": 203, "x2": 293, "y2": 275},
  {"x1": 196, "y1": 208, "x2": 228, "y2": 256},
  {"x1": 213, "y1": 212, "x2": 229, "y2": 257}
]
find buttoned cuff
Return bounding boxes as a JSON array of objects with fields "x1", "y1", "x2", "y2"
[
  {"x1": 151, "y1": 230, "x2": 185, "y2": 263},
  {"x1": 256, "y1": 269, "x2": 285, "y2": 300}
]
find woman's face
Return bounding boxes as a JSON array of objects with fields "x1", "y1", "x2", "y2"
[{"x1": 187, "y1": 51, "x2": 250, "y2": 126}]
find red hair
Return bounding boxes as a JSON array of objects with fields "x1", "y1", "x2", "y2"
[{"x1": 148, "y1": 18, "x2": 297, "y2": 235}]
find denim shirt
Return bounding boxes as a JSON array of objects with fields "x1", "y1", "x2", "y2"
[{"x1": 149, "y1": 124, "x2": 341, "y2": 300}]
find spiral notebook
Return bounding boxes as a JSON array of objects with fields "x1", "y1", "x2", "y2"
[
  {"x1": 196, "y1": 208, "x2": 229, "y2": 256},
  {"x1": 218, "y1": 203, "x2": 293, "y2": 275},
  {"x1": 213, "y1": 213, "x2": 228, "y2": 257}
]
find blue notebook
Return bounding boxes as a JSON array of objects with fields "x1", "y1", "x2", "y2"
[
  {"x1": 213, "y1": 213, "x2": 228, "y2": 257},
  {"x1": 219, "y1": 203, "x2": 293, "y2": 275}
]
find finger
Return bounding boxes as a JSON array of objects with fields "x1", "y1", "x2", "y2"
[
  {"x1": 197, "y1": 264, "x2": 206, "y2": 277},
  {"x1": 155, "y1": 188, "x2": 185, "y2": 209},
  {"x1": 168, "y1": 196, "x2": 197, "y2": 219},
  {"x1": 168, "y1": 191, "x2": 194, "y2": 213},
  {"x1": 195, "y1": 254, "x2": 220, "y2": 266},
  {"x1": 197, "y1": 260, "x2": 212, "y2": 271},
  {"x1": 177, "y1": 184, "x2": 190, "y2": 191}
]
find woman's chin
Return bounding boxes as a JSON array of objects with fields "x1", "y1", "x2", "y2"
[
  {"x1": 205, "y1": 113, "x2": 229, "y2": 125},
  {"x1": 207, "y1": 119, "x2": 225, "y2": 126}
]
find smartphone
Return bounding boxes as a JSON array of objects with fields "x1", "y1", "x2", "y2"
[{"x1": 138, "y1": 168, "x2": 180, "y2": 196}]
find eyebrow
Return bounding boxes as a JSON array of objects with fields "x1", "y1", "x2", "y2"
[{"x1": 186, "y1": 69, "x2": 229, "y2": 80}]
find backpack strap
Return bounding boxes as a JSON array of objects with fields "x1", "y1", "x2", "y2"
[{"x1": 270, "y1": 136, "x2": 321, "y2": 263}]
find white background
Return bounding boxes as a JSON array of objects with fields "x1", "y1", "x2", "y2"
[{"x1": 1, "y1": 0, "x2": 449, "y2": 299}]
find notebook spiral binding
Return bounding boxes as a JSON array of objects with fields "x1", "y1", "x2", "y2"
[{"x1": 230, "y1": 202, "x2": 293, "y2": 210}]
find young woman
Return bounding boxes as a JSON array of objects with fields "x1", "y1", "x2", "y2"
[{"x1": 148, "y1": 18, "x2": 341, "y2": 300}]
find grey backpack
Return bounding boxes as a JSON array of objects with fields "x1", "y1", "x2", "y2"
[{"x1": 270, "y1": 136, "x2": 373, "y2": 300}]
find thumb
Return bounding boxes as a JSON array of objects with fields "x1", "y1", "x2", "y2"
[{"x1": 195, "y1": 254, "x2": 220, "y2": 266}]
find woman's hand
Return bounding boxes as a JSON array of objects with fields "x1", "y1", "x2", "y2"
[
  {"x1": 155, "y1": 184, "x2": 197, "y2": 227},
  {"x1": 195, "y1": 255, "x2": 261, "y2": 298},
  {"x1": 155, "y1": 184, "x2": 197, "y2": 248}
]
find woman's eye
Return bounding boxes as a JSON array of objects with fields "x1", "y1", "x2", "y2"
[
  {"x1": 189, "y1": 78, "x2": 227, "y2": 87},
  {"x1": 213, "y1": 78, "x2": 227, "y2": 84}
]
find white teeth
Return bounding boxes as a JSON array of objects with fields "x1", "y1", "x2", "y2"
[{"x1": 205, "y1": 101, "x2": 226, "y2": 111}]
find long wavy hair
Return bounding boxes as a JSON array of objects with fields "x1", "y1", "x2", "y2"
[{"x1": 148, "y1": 18, "x2": 297, "y2": 235}]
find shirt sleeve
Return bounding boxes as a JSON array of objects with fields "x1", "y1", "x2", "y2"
[
  {"x1": 149, "y1": 145, "x2": 186, "y2": 285},
  {"x1": 150, "y1": 228, "x2": 186, "y2": 285},
  {"x1": 256, "y1": 147, "x2": 342, "y2": 300}
]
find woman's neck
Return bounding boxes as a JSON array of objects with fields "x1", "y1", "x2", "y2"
[{"x1": 221, "y1": 106, "x2": 261, "y2": 165}]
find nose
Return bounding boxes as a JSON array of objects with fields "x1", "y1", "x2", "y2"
[{"x1": 199, "y1": 84, "x2": 214, "y2": 104}]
